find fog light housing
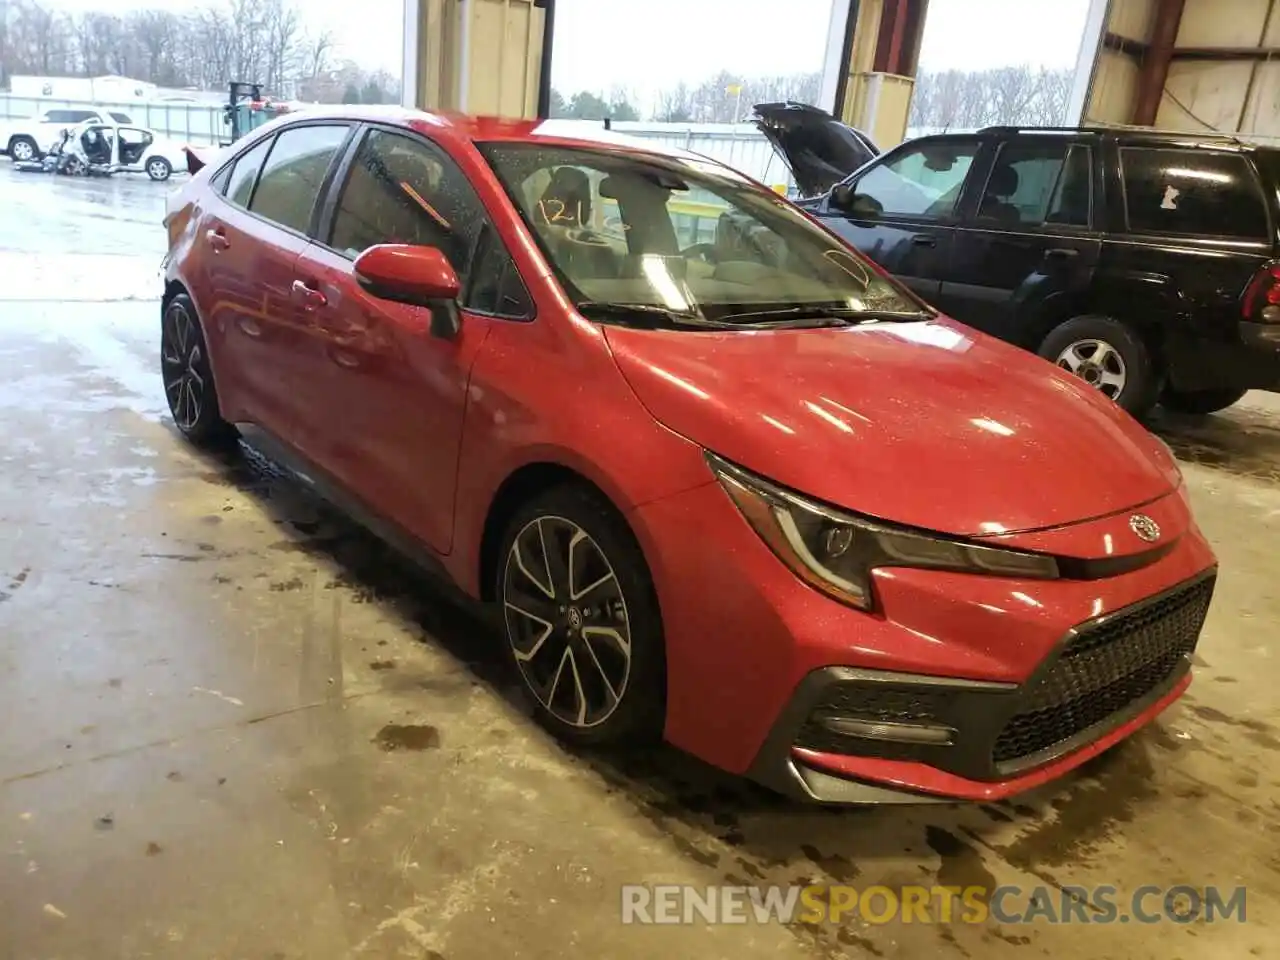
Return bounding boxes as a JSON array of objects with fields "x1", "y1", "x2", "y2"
[{"x1": 814, "y1": 713, "x2": 956, "y2": 746}]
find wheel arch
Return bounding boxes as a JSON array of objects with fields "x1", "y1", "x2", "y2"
[
  {"x1": 1033, "y1": 278, "x2": 1181, "y2": 361},
  {"x1": 478, "y1": 460, "x2": 626, "y2": 604},
  {"x1": 160, "y1": 279, "x2": 236, "y2": 420}
]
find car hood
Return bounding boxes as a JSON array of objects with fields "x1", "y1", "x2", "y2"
[
  {"x1": 605, "y1": 319, "x2": 1181, "y2": 537},
  {"x1": 751, "y1": 101, "x2": 879, "y2": 198}
]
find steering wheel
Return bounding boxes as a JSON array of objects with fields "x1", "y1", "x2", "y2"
[
  {"x1": 681, "y1": 242, "x2": 718, "y2": 264},
  {"x1": 559, "y1": 226, "x2": 612, "y2": 248}
]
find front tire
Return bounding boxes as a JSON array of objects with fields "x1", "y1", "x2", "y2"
[
  {"x1": 496, "y1": 484, "x2": 665, "y2": 747},
  {"x1": 9, "y1": 136, "x2": 38, "y2": 162},
  {"x1": 147, "y1": 157, "x2": 172, "y2": 181},
  {"x1": 1039, "y1": 315, "x2": 1160, "y2": 418},
  {"x1": 161, "y1": 294, "x2": 238, "y2": 447},
  {"x1": 1161, "y1": 386, "x2": 1247, "y2": 415}
]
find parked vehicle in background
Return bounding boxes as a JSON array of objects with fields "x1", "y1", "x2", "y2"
[
  {"x1": 763, "y1": 117, "x2": 1280, "y2": 418},
  {"x1": 1, "y1": 107, "x2": 134, "y2": 161},
  {"x1": 160, "y1": 106, "x2": 1216, "y2": 804},
  {"x1": 13, "y1": 119, "x2": 183, "y2": 180}
]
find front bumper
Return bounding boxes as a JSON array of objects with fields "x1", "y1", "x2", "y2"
[
  {"x1": 746, "y1": 570, "x2": 1212, "y2": 802},
  {"x1": 632, "y1": 481, "x2": 1217, "y2": 803}
]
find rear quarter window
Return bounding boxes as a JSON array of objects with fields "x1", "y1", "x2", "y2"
[{"x1": 1120, "y1": 147, "x2": 1269, "y2": 240}]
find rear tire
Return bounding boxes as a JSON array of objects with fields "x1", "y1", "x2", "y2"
[
  {"x1": 161, "y1": 294, "x2": 238, "y2": 448},
  {"x1": 1039, "y1": 315, "x2": 1160, "y2": 418},
  {"x1": 495, "y1": 483, "x2": 665, "y2": 748},
  {"x1": 8, "y1": 136, "x2": 38, "y2": 162},
  {"x1": 147, "y1": 157, "x2": 172, "y2": 181},
  {"x1": 1161, "y1": 387, "x2": 1247, "y2": 416}
]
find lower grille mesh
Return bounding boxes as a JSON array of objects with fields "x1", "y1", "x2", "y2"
[{"x1": 992, "y1": 577, "x2": 1214, "y2": 766}]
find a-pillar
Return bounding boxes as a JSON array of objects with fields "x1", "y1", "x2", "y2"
[
  {"x1": 402, "y1": 0, "x2": 549, "y2": 118},
  {"x1": 819, "y1": 0, "x2": 930, "y2": 149}
]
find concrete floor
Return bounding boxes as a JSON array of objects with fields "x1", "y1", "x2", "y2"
[{"x1": 0, "y1": 164, "x2": 1277, "y2": 960}]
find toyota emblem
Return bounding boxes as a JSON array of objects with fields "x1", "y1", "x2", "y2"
[{"x1": 1129, "y1": 514, "x2": 1161, "y2": 543}]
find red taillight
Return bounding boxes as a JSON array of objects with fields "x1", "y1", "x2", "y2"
[{"x1": 1243, "y1": 261, "x2": 1280, "y2": 323}]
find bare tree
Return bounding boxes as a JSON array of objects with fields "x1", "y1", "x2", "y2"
[
  {"x1": 655, "y1": 82, "x2": 694, "y2": 122},
  {"x1": 303, "y1": 28, "x2": 333, "y2": 80}
]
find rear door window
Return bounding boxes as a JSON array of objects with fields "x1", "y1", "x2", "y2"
[
  {"x1": 1120, "y1": 147, "x2": 1268, "y2": 240},
  {"x1": 248, "y1": 124, "x2": 350, "y2": 234}
]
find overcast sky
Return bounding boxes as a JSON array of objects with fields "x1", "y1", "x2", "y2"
[
  {"x1": 41, "y1": 0, "x2": 1093, "y2": 99},
  {"x1": 550, "y1": 0, "x2": 1093, "y2": 103}
]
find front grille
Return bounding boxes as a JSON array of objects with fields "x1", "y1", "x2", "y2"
[{"x1": 992, "y1": 576, "x2": 1214, "y2": 767}]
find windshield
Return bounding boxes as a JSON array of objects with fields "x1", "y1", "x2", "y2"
[{"x1": 479, "y1": 142, "x2": 928, "y2": 327}]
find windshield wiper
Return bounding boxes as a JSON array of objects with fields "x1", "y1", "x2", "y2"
[
  {"x1": 575, "y1": 301, "x2": 742, "y2": 330},
  {"x1": 716, "y1": 305, "x2": 930, "y2": 325}
]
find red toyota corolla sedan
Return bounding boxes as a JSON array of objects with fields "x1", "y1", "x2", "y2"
[{"x1": 161, "y1": 105, "x2": 1217, "y2": 803}]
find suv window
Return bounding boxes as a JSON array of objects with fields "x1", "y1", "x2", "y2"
[
  {"x1": 329, "y1": 129, "x2": 491, "y2": 288},
  {"x1": 225, "y1": 137, "x2": 272, "y2": 208},
  {"x1": 1120, "y1": 147, "x2": 1268, "y2": 240},
  {"x1": 248, "y1": 124, "x2": 349, "y2": 234},
  {"x1": 977, "y1": 141, "x2": 1091, "y2": 227},
  {"x1": 45, "y1": 110, "x2": 96, "y2": 124},
  {"x1": 851, "y1": 139, "x2": 979, "y2": 219}
]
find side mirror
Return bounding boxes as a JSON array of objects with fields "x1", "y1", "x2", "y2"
[
  {"x1": 354, "y1": 244, "x2": 462, "y2": 338},
  {"x1": 830, "y1": 183, "x2": 856, "y2": 211}
]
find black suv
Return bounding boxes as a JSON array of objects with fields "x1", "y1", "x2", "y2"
[{"x1": 756, "y1": 112, "x2": 1280, "y2": 418}]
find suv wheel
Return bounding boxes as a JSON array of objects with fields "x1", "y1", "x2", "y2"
[
  {"x1": 1161, "y1": 387, "x2": 1247, "y2": 416},
  {"x1": 1039, "y1": 316, "x2": 1160, "y2": 418},
  {"x1": 9, "y1": 136, "x2": 38, "y2": 162},
  {"x1": 496, "y1": 484, "x2": 665, "y2": 747},
  {"x1": 161, "y1": 294, "x2": 238, "y2": 447}
]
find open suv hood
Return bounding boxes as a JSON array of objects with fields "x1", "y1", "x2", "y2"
[
  {"x1": 605, "y1": 320, "x2": 1181, "y2": 538},
  {"x1": 751, "y1": 101, "x2": 880, "y2": 198}
]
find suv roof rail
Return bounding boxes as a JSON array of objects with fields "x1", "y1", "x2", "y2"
[{"x1": 977, "y1": 122, "x2": 1249, "y2": 145}]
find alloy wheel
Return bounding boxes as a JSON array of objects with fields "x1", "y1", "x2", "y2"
[
  {"x1": 148, "y1": 159, "x2": 169, "y2": 180},
  {"x1": 1055, "y1": 338, "x2": 1127, "y2": 400},
  {"x1": 502, "y1": 516, "x2": 632, "y2": 729},
  {"x1": 161, "y1": 300, "x2": 205, "y2": 431},
  {"x1": 11, "y1": 140, "x2": 35, "y2": 162}
]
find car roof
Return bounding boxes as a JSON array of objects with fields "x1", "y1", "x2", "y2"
[
  {"x1": 267, "y1": 104, "x2": 713, "y2": 163},
  {"x1": 969, "y1": 124, "x2": 1262, "y2": 151}
]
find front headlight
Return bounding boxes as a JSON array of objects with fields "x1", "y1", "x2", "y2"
[{"x1": 707, "y1": 453, "x2": 1059, "y2": 611}]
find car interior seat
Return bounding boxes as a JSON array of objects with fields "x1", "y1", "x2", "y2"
[
  {"x1": 538, "y1": 167, "x2": 618, "y2": 279},
  {"x1": 979, "y1": 164, "x2": 1022, "y2": 222}
]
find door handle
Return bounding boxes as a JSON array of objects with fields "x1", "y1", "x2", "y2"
[
  {"x1": 291, "y1": 279, "x2": 328, "y2": 310},
  {"x1": 205, "y1": 228, "x2": 230, "y2": 252},
  {"x1": 910, "y1": 235, "x2": 937, "y2": 247},
  {"x1": 1044, "y1": 247, "x2": 1079, "y2": 260}
]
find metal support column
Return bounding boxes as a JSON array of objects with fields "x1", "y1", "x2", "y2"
[{"x1": 1133, "y1": 0, "x2": 1186, "y2": 125}]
